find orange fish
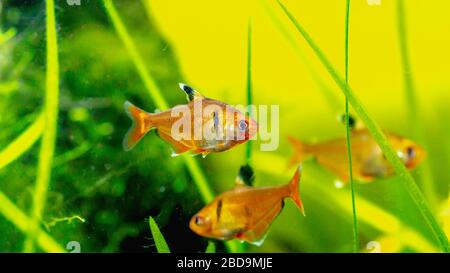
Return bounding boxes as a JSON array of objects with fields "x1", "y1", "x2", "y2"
[
  {"x1": 189, "y1": 165, "x2": 304, "y2": 245},
  {"x1": 288, "y1": 129, "x2": 426, "y2": 183},
  {"x1": 123, "y1": 83, "x2": 258, "y2": 157}
]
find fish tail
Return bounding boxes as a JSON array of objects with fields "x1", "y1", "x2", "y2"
[
  {"x1": 287, "y1": 136, "x2": 311, "y2": 167},
  {"x1": 123, "y1": 101, "x2": 155, "y2": 151},
  {"x1": 288, "y1": 164, "x2": 305, "y2": 216}
]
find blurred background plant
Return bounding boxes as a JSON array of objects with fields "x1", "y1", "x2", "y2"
[{"x1": 0, "y1": 0, "x2": 449, "y2": 253}]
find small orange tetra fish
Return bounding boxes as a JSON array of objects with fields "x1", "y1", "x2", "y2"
[
  {"x1": 189, "y1": 165, "x2": 305, "y2": 245},
  {"x1": 123, "y1": 83, "x2": 258, "y2": 157},
  {"x1": 288, "y1": 129, "x2": 426, "y2": 183}
]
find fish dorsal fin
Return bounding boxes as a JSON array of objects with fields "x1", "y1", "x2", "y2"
[
  {"x1": 235, "y1": 164, "x2": 255, "y2": 187},
  {"x1": 178, "y1": 83, "x2": 204, "y2": 102},
  {"x1": 338, "y1": 113, "x2": 365, "y2": 131}
]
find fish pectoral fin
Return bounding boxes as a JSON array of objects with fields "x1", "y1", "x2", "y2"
[
  {"x1": 171, "y1": 147, "x2": 191, "y2": 157},
  {"x1": 190, "y1": 148, "x2": 210, "y2": 158},
  {"x1": 172, "y1": 145, "x2": 191, "y2": 156}
]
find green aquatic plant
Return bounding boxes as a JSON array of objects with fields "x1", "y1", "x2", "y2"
[
  {"x1": 276, "y1": 0, "x2": 449, "y2": 252},
  {"x1": 0, "y1": 6, "x2": 65, "y2": 253},
  {"x1": 149, "y1": 216, "x2": 171, "y2": 253},
  {"x1": 344, "y1": 0, "x2": 359, "y2": 253},
  {"x1": 43, "y1": 215, "x2": 86, "y2": 231},
  {"x1": 52, "y1": 142, "x2": 91, "y2": 167},
  {"x1": 205, "y1": 241, "x2": 216, "y2": 253},
  {"x1": 245, "y1": 20, "x2": 253, "y2": 166},
  {"x1": 396, "y1": 0, "x2": 437, "y2": 209},
  {"x1": 148, "y1": 216, "x2": 217, "y2": 253},
  {"x1": 0, "y1": 113, "x2": 44, "y2": 170},
  {"x1": 103, "y1": 0, "x2": 242, "y2": 253},
  {"x1": 23, "y1": 0, "x2": 60, "y2": 252},
  {"x1": 0, "y1": 191, "x2": 64, "y2": 252},
  {"x1": 0, "y1": 28, "x2": 16, "y2": 45}
]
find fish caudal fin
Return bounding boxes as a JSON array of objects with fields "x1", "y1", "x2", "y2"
[
  {"x1": 287, "y1": 136, "x2": 311, "y2": 167},
  {"x1": 288, "y1": 164, "x2": 305, "y2": 216},
  {"x1": 123, "y1": 101, "x2": 155, "y2": 151}
]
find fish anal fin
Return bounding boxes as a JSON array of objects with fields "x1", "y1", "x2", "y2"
[
  {"x1": 157, "y1": 130, "x2": 192, "y2": 156},
  {"x1": 237, "y1": 202, "x2": 282, "y2": 245}
]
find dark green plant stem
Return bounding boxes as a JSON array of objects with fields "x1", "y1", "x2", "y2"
[
  {"x1": 396, "y1": 0, "x2": 437, "y2": 209},
  {"x1": 246, "y1": 20, "x2": 253, "y2": 166},
  {"x1": 344, "y1": 0, "x2": 359, "y2": 253},
  {"x1": 277, "y1": 0, "x2": 450, "y2": 252}
]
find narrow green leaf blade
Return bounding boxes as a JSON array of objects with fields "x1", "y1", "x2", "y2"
[
  {"x1": 0, "y1": 113, "x2": 44, "y2": 171},
  {"x1": 205, "y1": 241, "x2": 216, "y2": 253},
  {"x1": 149, "y1": 216, "x2": 171, "y2": 253}
]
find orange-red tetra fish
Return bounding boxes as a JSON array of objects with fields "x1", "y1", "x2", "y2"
[
  {"x1": 288, "y1": 129, "x2": 425, "y2": 183},
  {"x1": 189, "y1": 165, "x2": 305, "y2": 245},
  {"x1": 123, "y1": 83, "x2": 258, "y2": 157}
]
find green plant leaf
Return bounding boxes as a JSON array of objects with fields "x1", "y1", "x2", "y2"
[
  {"x1": 344, "y1": 0, "x2": 359, "y2": 253},
  {"x1": 245, "y1": 19, "x2": 253, "y2": 166},
  {"x1": 0, "y1": 113, "x2": 44, "y2": 171},
  {"x1": 205, "y1": 241, "x2": 216, "y2": 253},
  {"x1": 396, "y1": 0, "x2": 437, "y2": 209},
  {"x1": 23, "y1": 0, "x2": 60, "y2": 252},
  {"x1": 0, "y1": 28, "x2": 17, "y2": 45},
  {"x1": 149, "y1": 216, "x2": 170, "y2": 253}
]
